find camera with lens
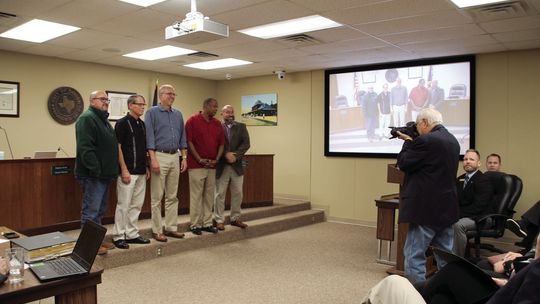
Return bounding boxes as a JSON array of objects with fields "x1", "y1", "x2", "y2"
[{"x1": 389, "y1": 121, "x2": 419, "y2": 139}]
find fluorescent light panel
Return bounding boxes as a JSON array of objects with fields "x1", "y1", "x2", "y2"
[
  {"x1": 123, "y1": 45, "x2": 196, "y2": 60},
  {"x1": 449, "y1": 0, "x2": 509, "y2": 8},
  {"x1": 118, "y1": 0, "x2": 166, "y2": 7},
  {"x1": 0, "y1": 19, "x2": 80, "y2": 43},
  {"x1": 184, "y1": 58, "x2": 253, "y2": 70},
  {"x1": 238, "y1": 15, "x2": 342, "y2": 39}
]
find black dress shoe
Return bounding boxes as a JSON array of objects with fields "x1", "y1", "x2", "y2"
[
  {"x1": 190, "y1": 227, "x2": 202, "y2": 235},
  {"x1": 202, "y1": 226, "x2": 218, "y2": 234},
  {"x1": 113, "y1": 239, "x2": 129, "y2": 249},
  {"x1": 125, "y1": 236, "x2": 151, "y2": 244}
]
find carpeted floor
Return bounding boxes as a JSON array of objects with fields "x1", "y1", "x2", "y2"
[{"x1": 92, "y1": 222, "x2": 387, "y2": 304}]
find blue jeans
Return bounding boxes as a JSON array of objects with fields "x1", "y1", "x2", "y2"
[
  {"x1": 77, "y1": 176, "x2": 112, "y2": 227},
  {"x1": 404, "y1": 223, "x2": 454, "y2": 283}
]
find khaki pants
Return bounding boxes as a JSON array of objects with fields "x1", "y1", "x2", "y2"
[
  {"x1": 150, "y1": 152, "x2": 180, "y2": 234},
  {"x1": 113, "y1": 174, "x2": 146, "y2": 240},
  {"x1": 214, "y1": 165, "x2": 244, "y2": 223},
  {"x1": 188, "y1": 168, "x2": 216, "y2": 229},
  {"x1": 361, "y1": 275, "x2": 426, "y2": 304}
]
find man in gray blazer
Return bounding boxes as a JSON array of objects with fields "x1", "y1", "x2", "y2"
[{"x1": 213, "y1": 105, "x2": 251, "y2": 230}]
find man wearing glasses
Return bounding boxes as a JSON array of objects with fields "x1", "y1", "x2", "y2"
[
  {"x1": 75, "y1": 90, "x2": 119, "y2": 255},
  {"x1": 112, "y1": 95, "x2": 151, "y2": 249},
  {"x1": 145, "y1": 84, "x2": 188, "y2": 242}
]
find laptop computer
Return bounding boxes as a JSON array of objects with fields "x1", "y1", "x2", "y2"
[
  {"x1": 29, "y1": 221, "x2": 106, "y2": 281},
  {"x1": 33, "y1": 151, "x2": 57, "y2": 159}
]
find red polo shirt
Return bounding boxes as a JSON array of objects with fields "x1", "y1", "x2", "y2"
[{"x1": 185, "y1": 112, "x2": 225, "y2": 169}]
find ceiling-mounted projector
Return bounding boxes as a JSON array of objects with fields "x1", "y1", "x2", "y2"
[{"x1": 165, "y1": 0, "x2": 229, "y2": 45}]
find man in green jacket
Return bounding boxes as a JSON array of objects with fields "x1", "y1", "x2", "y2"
[{"x1": 75, "y1": 90, "x2": 119, "y2": 255}]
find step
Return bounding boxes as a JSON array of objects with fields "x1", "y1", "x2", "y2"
[
  {"x1": 95, "y1": 209, "x2": 324, "y2": 269},
  {"x1": 61, "y1": 200, "x2": 323, "y2": 270}
]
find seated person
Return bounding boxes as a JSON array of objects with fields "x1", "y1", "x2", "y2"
[
  {"x1": 362, "y1": 234, "x2": 540, "y2": 304},
  {"x1": 506, "y1": 200, "x2": 540, "y2": 252},
  {"x1": 453, "y1": 149, "x2": 493, "y2": 257},
  {"x1": 486, "y1": 153, "x2": 502, "y2": 172},
  {"x1": 0, "y1": 256, "x2": 8, "y2": 284}
]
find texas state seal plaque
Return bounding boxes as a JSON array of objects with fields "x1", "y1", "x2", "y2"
[{"x1": 48, "y1": 86, "x2": 84, "y2": 125}]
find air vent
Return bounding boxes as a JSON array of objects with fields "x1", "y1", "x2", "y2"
[
  {"x1": 277, "y1": 34, "x2": 322, "y2": 47},
  {"x1": 188, "y1": 51, "x2": 219, "y2": 58},
  {"x1": 465, "y1": 0, "x2": 533, "y2": 22}
]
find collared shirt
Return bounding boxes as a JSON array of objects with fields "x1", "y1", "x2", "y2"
[
  {"x1": 115, "y1": 114, "x2": 147, "y2": 175},
  {"x1": 185, "y1": 112, "x2": 225, "y2": 169},
  {"x1": 144, "y1": 104, "x2": 187, "y2": 151}
]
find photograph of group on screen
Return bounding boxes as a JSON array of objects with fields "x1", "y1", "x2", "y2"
[{"x1": 327, "y1": 60, "x2": 472, "y2": 157}]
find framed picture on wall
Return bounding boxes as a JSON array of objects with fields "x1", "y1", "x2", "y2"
[
  {"x1": 106, "y1": 90, "x2": 135, "y2": 121},
  {"x1": 0, "y1": 80, "x2": 20, "y2": 117},
  {"x1": 240, "y1": 93, "x2": 278, "y2": 126}
]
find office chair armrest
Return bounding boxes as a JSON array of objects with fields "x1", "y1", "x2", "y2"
[{"x1": 474, "y1": 213, "x2": 509, "y2": 226}]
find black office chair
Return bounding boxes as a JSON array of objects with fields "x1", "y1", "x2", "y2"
[{"x1": 466, "y1": 172, "x2": 523, "y2": 257}]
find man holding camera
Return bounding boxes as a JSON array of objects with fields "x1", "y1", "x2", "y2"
[{"x1": 396, "y1": 108, "x2": 460, "y2": 283}]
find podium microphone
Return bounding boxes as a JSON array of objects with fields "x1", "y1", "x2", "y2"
[
  {"x1": 57, "y1": 146, "x2": 70, "y2": 157},
  {"x1": 0, "y1": 125, "x2": 14, "y2": 159}
]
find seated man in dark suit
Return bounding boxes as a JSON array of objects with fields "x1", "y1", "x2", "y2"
[{"x1": 453, "y1": 149, "x2": 494, "y2": 257}]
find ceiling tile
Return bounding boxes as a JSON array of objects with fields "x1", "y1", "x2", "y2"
[
  {"x1": 213, "y1": 0, "x2": 312, "y2": 30},
  {"x1": 480, "y1": 15, "x2": 540, "y2": 34},
  {"x1": 381, "y1": 24, "x2": 487, "y2": 45},
  {"x1": 20, "y1": 43, "x2": 78, "y2": 57},
  {"x1": 492, "y1": 28, "x2": 540, "y2": 42},
  {"x1": 352, "y1": 9, "x2": 473, "y2": 36}
]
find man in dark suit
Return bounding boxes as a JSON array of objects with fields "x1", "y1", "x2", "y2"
[
  {"x1": 453, "y1": 149, "x2": 494, "y2": 256},
  {"x1": 396, "y1": 108, "x2": 460, "y2": 283},
  {"x1": 213, "y1": 105, "x2": 251, "y2": 230}
]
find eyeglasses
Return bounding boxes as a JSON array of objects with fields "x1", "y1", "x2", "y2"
[
  {"x1": 161, "y1": 92, "x2": 176, "y2": 97},
  {"x1": 92, "y1": 97, "x2": 111, "y2": 104},
  {"x1": 132, "y1": 103, "x2": 146, "y2": 106}
]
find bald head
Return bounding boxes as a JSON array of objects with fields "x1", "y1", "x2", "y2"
[
  {"x1": 221, "y1": 104, "x2": 235, "y2": 123},
  {"x1": 89, "y1": 90, "x2": 109, "y2": 112}
]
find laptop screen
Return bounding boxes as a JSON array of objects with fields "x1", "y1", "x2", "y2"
[{"x1": 71, "y1": 221, "x2": 106, "y2": 270}]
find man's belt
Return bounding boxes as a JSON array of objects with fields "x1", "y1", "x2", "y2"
[{"x1": 156, "y1": 149, "x2": 178, "y2": 154}]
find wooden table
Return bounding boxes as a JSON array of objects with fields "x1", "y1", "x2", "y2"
[
  {"x1": 0, "y1": 266, "x2": 103, "y2": 304},
  {"x1": 0, "y1": 227, "x2": 104, "y2": 303},
  {"x1": 375, "y1": 198, "x2": 407, "y2": 275}
]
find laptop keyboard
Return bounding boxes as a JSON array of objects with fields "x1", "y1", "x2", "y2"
[{"x1": 48, "y1": 258, "x2": 84, "y2": 275}]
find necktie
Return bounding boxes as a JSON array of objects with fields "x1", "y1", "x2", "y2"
[{"x1": 463, "y1": 175, "x2": 470, "y2": 188}]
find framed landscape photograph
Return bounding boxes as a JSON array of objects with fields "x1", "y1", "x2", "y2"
[
  {"x1": 106, "y1": 90, "x2": 135, "y2": 121},
  {"x1": 0, "y1": 81, "x2": 20, "y2": 117}
]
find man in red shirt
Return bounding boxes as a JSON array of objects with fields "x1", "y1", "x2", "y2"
[
  {"x1": 185, "y1": 98, "x2": 225, "y2": 235},
  {"x1": 409, "y1": 78, "x2": 429, "y2": 121}
]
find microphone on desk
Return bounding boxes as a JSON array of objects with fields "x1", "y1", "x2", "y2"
[
  {"x1": 57, "y1": 146, "x2": 70, "y2": 157},
  {"x1": 0, "y1": 125, "x2": 14, "y2": 159}
]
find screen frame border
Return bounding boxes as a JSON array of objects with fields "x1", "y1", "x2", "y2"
[{"x1": 324, "y1": 54, "x2": 476, "y2": 159}]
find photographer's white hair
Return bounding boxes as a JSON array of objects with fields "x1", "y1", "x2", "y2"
[{"x1": 417, "y1": 108, "x2": 443, "y2": 126}]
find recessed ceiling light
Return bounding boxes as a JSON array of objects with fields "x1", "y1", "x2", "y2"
[
  {"x1": 123, "y1": 45, "x2": 197, "y2": 60},
  {"x1": 184, "y1": 58, "x2": 253, "y2": 70},
  {"x1": 238, "y1": 15, "x2": 342, "y2": 39},
  {"x1": 118, "y1": 0, "x2": 166, "y2": 7},
  {"x1": 0, "y1": 19, "x2": 80, "y2": 43},
  {"x1": 449, "y1": 0, "x2": 509, "y2": 8}
]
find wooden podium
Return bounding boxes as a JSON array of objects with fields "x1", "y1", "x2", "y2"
[
  {"x1": 376, "y1": 164, "x2": 435, "y2": 276},
  {"x1": 375, "y1": 164, "x2": 406, "y2": 275}
]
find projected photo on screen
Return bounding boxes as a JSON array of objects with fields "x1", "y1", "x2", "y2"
[{"x1": 324, "y1": 55, "x2": 475, "y2": 158}]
